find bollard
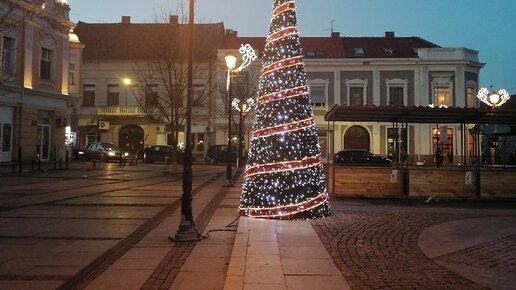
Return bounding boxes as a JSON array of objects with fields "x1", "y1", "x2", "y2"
[
  {"x1": 38, "y1": 158, "x2": 41, "y2": 171},
  {"x1": 119, "y1": 153, "x2": 123, "y2": 166},
  {"x1": 65, "y1": 151, "x2": 69, "y2": 170}
]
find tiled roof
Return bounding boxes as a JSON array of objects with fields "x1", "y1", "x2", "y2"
[
  {"x1": 75, "y1": 21, "x2": 225, "y2": 62},
  {"x1": 342, "y1": 37, "x2": 439, "y2": 58},
  {"x1": 222, "y1": 33, "x2": 439, "y2": 59}
]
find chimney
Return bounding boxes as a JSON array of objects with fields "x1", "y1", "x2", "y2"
[
  {"x1": 170, "y1": 15, "x2": 179, "y2": 25},
  {"x1": 121, "y1": 16, "x2": 131, "y2": 24},
  {"x1": 225, "y1": 29, "x2": 238, "y2": 37},
  {"x1": 385, "y1": 31, "x2": 395, "y2": 38},
  {"x1": 331, "y1": 31, "x2": 340, "y2": 38}
]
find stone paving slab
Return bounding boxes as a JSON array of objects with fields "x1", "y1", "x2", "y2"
[{"x1": 223, "y1": 217, "x2": 350, "y2": 290}]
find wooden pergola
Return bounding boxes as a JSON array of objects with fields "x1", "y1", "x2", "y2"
[{"x1": 324, "y1": 104, "x2": 516, "y2": 199}]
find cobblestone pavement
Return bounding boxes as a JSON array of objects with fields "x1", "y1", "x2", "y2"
[
  {"x1": 437, "y1": 234, "x2": 516, "y2": 274},
  {"x1": 311, "y1": 202, "x2": 516, "y2": 290}
]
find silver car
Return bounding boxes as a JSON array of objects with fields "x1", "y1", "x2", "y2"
[{"x1": 84, "y1": 142, "x2": 128, "y2": 162}]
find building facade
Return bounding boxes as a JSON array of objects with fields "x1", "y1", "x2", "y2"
[
  {"x1": 74, "y1": 17, "x2": 483, "y2": 165},
  {"x1": 221, "y1": 31, "x2": 484, "y2": 165},
  {"x1": 75, "y1": 16, "x2": 224, "y2": 157},
  {"x1": 0, "y1": 0, "x2": 81, "y2": 163}
]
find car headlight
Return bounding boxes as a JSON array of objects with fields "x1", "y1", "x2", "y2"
[
  {"x1": 124, "y1": 152, "x2": 129, "y2": 157},
  {"x1": 108, "y1": 151, "x2": 116, "y2": 156}
]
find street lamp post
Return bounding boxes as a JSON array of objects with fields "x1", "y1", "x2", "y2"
[
  {"x1": 232, "y1": 98, "x2": 254, "y2": 167},
  {"x1": 172, "y1": 0, "x2": 199, "y2": 242},
  {"x1": 224, "y1": 44, "x2": 257, "y2": 185}
]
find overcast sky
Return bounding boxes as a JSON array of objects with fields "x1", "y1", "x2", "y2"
[{"x1": 68, "y1": 0, "x2": 516, "y2": 94}]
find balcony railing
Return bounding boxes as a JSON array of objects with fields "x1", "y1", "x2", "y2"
[{"x1": 97, "y1": 106, "x2": 147, "y2": 116}]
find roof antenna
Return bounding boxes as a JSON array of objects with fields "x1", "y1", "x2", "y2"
[{"x1": 323, "y1": 19, "x2": 335, "y2": 34}]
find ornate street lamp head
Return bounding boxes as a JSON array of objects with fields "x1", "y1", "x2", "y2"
[{"x1": 477, "y1": 87, "x2": 510, "y2": 108}]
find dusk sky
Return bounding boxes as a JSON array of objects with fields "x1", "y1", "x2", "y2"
[{"x1": 69, "y1": 0, "x2": 516, "y2": 95}]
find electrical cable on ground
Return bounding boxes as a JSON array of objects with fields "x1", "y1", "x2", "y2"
[{"x1": 198, "y1": 214, "x2": 243, "y2": 239}]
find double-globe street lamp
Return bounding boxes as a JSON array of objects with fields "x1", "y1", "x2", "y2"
[
  {"x1": 477, "y1": 87, "x2": 511, "y2": 108},
  {"x1": 232, "y1": 98, "x2": 255, "y2": 167},
  {"x1": 224, "y1": 44, "x2": 257, "y2": 185}
]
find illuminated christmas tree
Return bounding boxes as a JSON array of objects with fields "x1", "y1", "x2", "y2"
[{"x1": 239, "y1": 0, "x2": 330, "y2": 219}]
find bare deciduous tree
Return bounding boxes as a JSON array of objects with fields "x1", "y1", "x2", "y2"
[{"x1": 131, "y1": 9, "x2": 217, "y2": 173}]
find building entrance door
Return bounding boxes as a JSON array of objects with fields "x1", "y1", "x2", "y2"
[
  {"x1": 119, "y1": 125, "x2": 144, "y2": 155},
  {"x1": 344, "y1": 126, "x2": 370, "y2": 150}
]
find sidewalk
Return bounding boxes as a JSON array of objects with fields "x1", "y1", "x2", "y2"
[
  {"x1": 78, "y1": 172, "x2": 350, "y2": 290},
  {"x1": 223, "y1": 217, "x2": 349, "y2": 290}
]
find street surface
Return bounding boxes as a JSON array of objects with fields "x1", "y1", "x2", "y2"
[
  {"x1": 313, "y1": 199, "x2": 516, "y2": 290},
  {"x1": 0, "y1": 162, "x2": 515, "y2": 289},
  {"x1": 0, "y1": 162, "x2": 227, "y2": 289}
]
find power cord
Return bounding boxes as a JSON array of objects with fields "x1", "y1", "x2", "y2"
[{"x1": 200, "y1": 214, "x2": 243, "y2": 239}]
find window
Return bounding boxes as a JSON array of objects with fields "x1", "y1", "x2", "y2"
[
  {"x1": 386, "y1": 78, "x2": 408, "y2": 106},
  {"x1": 107, "y1": 85, "x2": 119, "y2": 106},
  {"x1": 350, "y1": 87, "x2": 363, "y2": 105},
  {"x1": 354, "y1": 48, "x2": 365, "y2": 57},
  {"x1": 69, "y1": 63, "x2": 76, "y2": 85},
  {"x1": 309, "y1": 85, "x2": 326, "y2": 107},
  {"x1": 345, "y1": 78, "x2": 367, "y2": 106},
  {"x1": 83, "y1": 84, "x2": 95, "y2": 106},
  {"x1": 434, "y1": 87, "x2": 451, "y2": 107},
  {"x1": 432, "y1": 127, "x2": 454, "y2": 164},
  {"x1": 430, "y1": 73, "x2": 453, "y2": 107},
  {"x1": 40, "y1": 48, "x2": 53, "y2": 80},
  {"x1": 306, "y1": 51, "x2": 325, "y2": 58},
  {"x1": 145, "y1": 84, "x2": 159, "y2": 106},
  {"x1": 2, "y1": 36, "x2": 15, "y2": 74},
  {"x1": 389, "y1": 87, "x2": 403, "y2": 105},
  {"x1": 466, "y1": 82, "x2": 476, "y2": 107},
  {"x1": 383, "y1": 48, "x2": 394, "y2": 55}
]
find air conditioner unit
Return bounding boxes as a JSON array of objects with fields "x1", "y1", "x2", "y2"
[
  {"x1": 155, "y1": 125, "x2": 164, "y2": 133},
  {"x1": 99, "y1": 121, "x2": 109, "y2": 130},
  {"x1": 89, "y1": 119, "x2": 98, "y2": 126}
]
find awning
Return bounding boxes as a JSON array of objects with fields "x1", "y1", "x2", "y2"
[{"x1": 325, "y1": 105, "x2": 516, "y2": 125}]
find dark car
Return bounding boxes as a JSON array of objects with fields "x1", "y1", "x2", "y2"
[
  {"x1": 334, "y1": 149, "x2": 392, "y2": 166},
  {"x1": 205, "y1": 145, "x2": 238, "y2": 164},
  {"x1": 137, "y1": 145, "x2": 185, "y2": 164},
  {"x1": 84, "y1": 142, "x2": 129, "y2": 162}
]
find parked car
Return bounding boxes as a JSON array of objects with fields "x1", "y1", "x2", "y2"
[
  {"x1": 84, "y1": 142, "x2": 129, "y2": 162},
  {"x1": 334, "y1": 149, "x2": 392, "y2": 166},
  {"x1": 205, "y1": 145, "x2": 238, "y2": 164},
  {"x1": 137, "y1": 145, "x2": 185, "y2": 164}
]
